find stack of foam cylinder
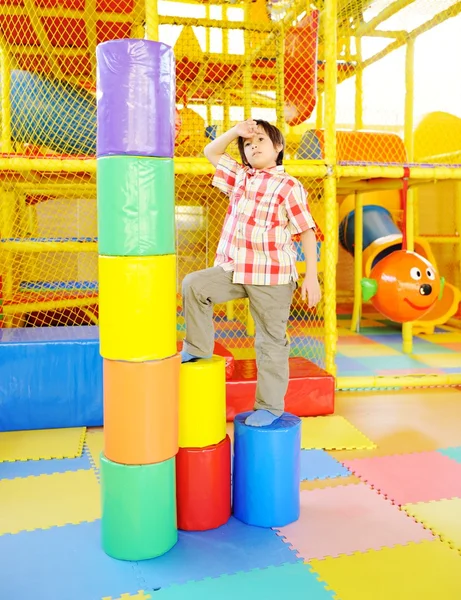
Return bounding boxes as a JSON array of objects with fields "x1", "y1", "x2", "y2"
[
  {"x1": 176, "y1": 357, "x2": 231, "y2": 531},
  {"x1": 96, "y1": 39, "x2": 179, "y2": 560}
]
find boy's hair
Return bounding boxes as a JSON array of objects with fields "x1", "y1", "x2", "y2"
[{"x1": 237, "y1": 119, "x2": 285, "y2": 167}]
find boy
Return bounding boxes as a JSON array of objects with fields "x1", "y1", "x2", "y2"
[{"x1": 181, "y1": 118, "x2": 321, "y2": 426}]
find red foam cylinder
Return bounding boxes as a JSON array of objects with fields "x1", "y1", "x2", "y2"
[{"x1": 176, "y1": 435, "x2": 231, "y2": 531}]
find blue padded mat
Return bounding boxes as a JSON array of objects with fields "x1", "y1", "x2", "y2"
[
  {"x1": 153, "y1": 562, "x2": 335, "y2": 599},
  {"x1": 0, "y1": 449, "x2": 93, "y2": 480},
  {"x1": 0, "y1": 326, "x2": 103, "y2": 431},
  {"x1": 138, "y1": 516, "x2": 300, "y2": 589},
  {"x1": 438, "y1": 446, "x2": 461, "y2": 464},
  {"x1": 0, "y1": 522, "x2": 140, "y2": 600},
  {"x1": 0, "y1": 518, "x2": 300, "y2": 600},
  {"x1": 300, "y1": 449, "x2": 351, "y2": 481}
]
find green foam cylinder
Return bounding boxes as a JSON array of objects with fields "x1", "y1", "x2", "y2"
[
  {"x1": 100, "y1": 454, "x2": 177, "y2": 560},
  {"x1": 97, "y1": 155, "x2": 175, "y2": 256}
]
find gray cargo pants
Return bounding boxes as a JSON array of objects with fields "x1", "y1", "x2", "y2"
[{"x1": 181, "y1": 267, "x2": 295, "y2": 415}]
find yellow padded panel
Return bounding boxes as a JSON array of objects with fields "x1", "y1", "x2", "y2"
[
  {"x1": 99, "y1": 255, "x2": 177, "y2": 361},
  {"x1": 179, "y1": 356, "x2": 226, "y2": 448}
]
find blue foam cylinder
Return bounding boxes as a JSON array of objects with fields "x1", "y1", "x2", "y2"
[
  {"x1": 339, "y1": 204, "x2": 400, "y2": 255},
  {"x1": 233, "y1": 412, "x2": 301, "y2": 528}
]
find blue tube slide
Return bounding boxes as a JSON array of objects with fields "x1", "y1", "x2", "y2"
[{"x1": 8, "y1": 70, "x2": 96, "y2": 155}]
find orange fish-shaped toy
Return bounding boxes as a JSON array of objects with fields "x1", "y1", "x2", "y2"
[{"x1": 361, "y1": 250, "x2": 444, "y2": 323}]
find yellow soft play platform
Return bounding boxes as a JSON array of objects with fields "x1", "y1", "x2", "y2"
[
  {"x1": 0, "y1": 427, "x2": 86, "y2": 462},
  {"x1": 0, "y1": 470, "x2": 100, "y2": 534},
  {"x1": 301, "y1": 415, "x2": 376, "y2": 451}
]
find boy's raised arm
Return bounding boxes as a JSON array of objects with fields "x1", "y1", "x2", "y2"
[{"x1": 204, "y1": 119, "x2": 257, "y2": 167}]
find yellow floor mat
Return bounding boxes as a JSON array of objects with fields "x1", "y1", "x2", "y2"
[
  {"x1": 0, "y1": 470, "x2": 100, "y2": 534},
  {"x1": 301, "y1": 415, "x2": 376, "y2": 451},
  {"x1": 85, "y1": 429, "x2": 104, "y2": 470},
  {"x1": 404, "y1": 498, "x2": 461, "y2": 551},
  {"x1": 309, "y1": 540, "x2": 461, "y2": 600},
  {"x1": 0, "y1": 427, "x2": 86, "y2": 463}
]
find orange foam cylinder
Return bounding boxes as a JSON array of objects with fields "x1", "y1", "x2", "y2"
[{"x1": 103, "y1": 354, "x2": 180, "y2": 465}]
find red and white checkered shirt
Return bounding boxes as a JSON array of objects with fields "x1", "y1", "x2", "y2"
[{"x1": 212, "y1": 153, "x2": 316, "y2": 285}]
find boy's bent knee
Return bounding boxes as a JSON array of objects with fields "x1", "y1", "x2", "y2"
[{"x1": 182, "y1": 271, "x2": 202, "y2": 296}]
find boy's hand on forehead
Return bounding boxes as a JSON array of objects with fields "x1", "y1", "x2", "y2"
[{"x1": 235, "y1": 119, "x2": 258, "y2": 139}]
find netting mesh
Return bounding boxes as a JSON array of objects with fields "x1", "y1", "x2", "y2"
[{"x1": 1, "y1": 0, "x2": 461, "y2": 373}]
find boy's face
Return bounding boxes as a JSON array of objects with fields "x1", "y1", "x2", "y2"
[{"x1": 243, "y1": 126, "x2": 283, "y2": 169}]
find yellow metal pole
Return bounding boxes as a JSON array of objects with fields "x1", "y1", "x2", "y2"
[
  {"x1": 145, "y1": 0, "x2": 159, "y2": 41},
  {"x1": 0, "y1": 190, "x2": 17, "y2": 327},
  {"x1": 316, "y1": 93, "x2": 324, "y2": 129},
  {"x1": 455, "y1": 182, "x2": 461, "y2": 289},
  {"x1": 323, "y1": 0, "x2": 338, "y2": 377},
  {"x1": 0, "y1": 47, "x2": 12, "y2": 153},
  {"x1": 337, "y1": 373, "x2": 461, "y2": 390},
  {"x1": 356, "y1": 0, "x2": 416, "y2": 36},
  {"x1": 354, "y1": 36, "x2": 363, "y2": 131},
  {"x1": 402, "y1": 37, "x2": 415, "y2": 355},
  {"x1": 275, "y1": 22, "x2": 285, "y2": 132},
  {"x1": 243, "y1": 0, "x2": 252, "y2": 120},
  {"x1": 351, "y1": 192, "x2": 363, "y2": 332},
  {"x1": 361, "y1": 2, "x2": 461, "y2": 72},
  {"x1": 222, "y1": 6, "x2": 230, "y2": 131}
]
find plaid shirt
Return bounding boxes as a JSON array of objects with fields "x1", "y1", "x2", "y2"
[{"x1": 212, "y1": 153, "x2": 315, "y2": 285}]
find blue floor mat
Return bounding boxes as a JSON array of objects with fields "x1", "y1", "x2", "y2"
[
  {"x1": 0, "y1": 517, "x2": 300, "y2": 600},
  {"x1": 138, "y1": 516, "x2": 300, "y2": 590},
  {"x1": 0, "y1": 449, "x2": 92, "y2": 480},
  {"x1": 0, "y1": 522, "x2": 140, "y2": 600},
  {"x1": 153, "y1": 562, "x2": 335, "y2": 599},
  {"x1": 300, "y1": 449, "x2": 351, "y2": 481},
  {"x1": 438, "y1": 446, "x2": 461, "y2": 464}
]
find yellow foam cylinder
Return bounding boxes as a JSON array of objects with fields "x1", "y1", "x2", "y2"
[
  {"x1": 99, "y1": 255, "x2": 177, "y2": 361},
  {"x1": 179, "y1": 356, "x2": 227, "y2": 448}
]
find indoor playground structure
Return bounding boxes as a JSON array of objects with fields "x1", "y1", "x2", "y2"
[{"x1": 2, "y1": 0, "x2": 461, "y2": 599}]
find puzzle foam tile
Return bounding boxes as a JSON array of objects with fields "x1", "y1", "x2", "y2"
[
  {"x1": 343, "y1": 451, "x2": 461, "y2": 505},
  {"x1": 0, "y1": 469, "x2": 100, "y2": 534},
  {"x1": 337, "y1": 344, "x2": 400, "y2": 357},
  {"x1": 0, "y1": 449, "x2": 92, "y2": 480},
  {"x1": 0, "y1": 427, "x2": 86, "y2": 462},
  {"x1": 151, "y1": 563, "x2": 335, "y2": 599},
  {"x1": 0, "y1": 521, "x2": 141, "y2": 600},
  {"x1": 102, "y1": 593, "x2": 151, "y2": 600},
  {"x1": 301, "y1": 415, "x2": 376, "y2": 450},
  {"x1": 309, "y1": 540, "x2": 461, "y2": 600},
  {"x1": 300, "y1": 449, "x2": 351, "y2": 481},
  {"x1": 300, "y1": 476, "x2": 361, "y2": 491},
  {"x1": 86, "y1": 430, "x2": 104, "y2": 470},
  {"x1": 137, "y1": 516, "x2": 300, "y2": 589},
  {"x1": 403, "y1": 498, "x2": 461, "y2": 551},
  {"x1": 274, "y1": 483, "x2": 433, "y2": 561},
  {"x1": 438, "y1": 446, "x2": 461, "y2": 463},
  {"x1": 413, "y1": 354, "x2": 461, "y2": 368}
]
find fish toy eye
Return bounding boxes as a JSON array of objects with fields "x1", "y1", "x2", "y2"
[
  {"x1": 410, "y1": 267, "x2": 422, "y2": 280},
  {"x1": 426, "y1": 268, "x2": 435, "y2": 280}
]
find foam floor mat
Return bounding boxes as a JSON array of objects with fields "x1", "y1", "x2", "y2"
[
  {"x1": 301, "y1": 415, "x2": 376, "y2": 451},
  {"x1": 0, "y1": 427, "x2": 86, "y2": 462},
  {"x1": 309, "y1": 540, "x2": 461, "y2": 600},
  {"x1": 274, "y1": 483, "x2": 432, "y2": 560},
  {"x1": 404, "y1": 497, "x2": 461, "y2": 551},
  {"x1": 0, "y1": 469, "x2": 100, "y2": 534}
]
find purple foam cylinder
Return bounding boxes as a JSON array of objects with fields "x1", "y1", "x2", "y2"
[{"x1": 96, "y1": 39, "x2": 175, "y2": 158}]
